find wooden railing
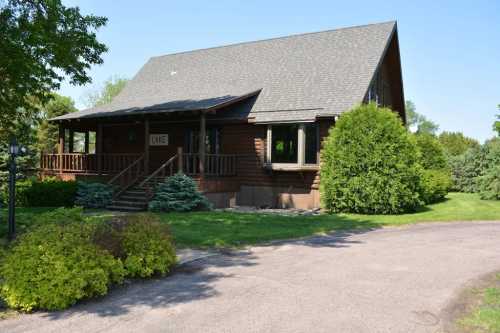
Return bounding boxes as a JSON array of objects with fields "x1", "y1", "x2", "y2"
[
  {"x1": 139, "y1": 154, "x2": 179, "y2": 199},
  {"x1": 40, "y1": 153, "x2": 142, "y2": 174},
  {"x1": 183, "y1": 153, "x2": 237, "y2": 176},
  {"x1": 107, "y1": 155, "x2": 145, "y2": 197}
]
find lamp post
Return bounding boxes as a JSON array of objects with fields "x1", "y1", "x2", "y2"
[{"x1": 7, "y1": 138, "x2": 26, "y2": 241}]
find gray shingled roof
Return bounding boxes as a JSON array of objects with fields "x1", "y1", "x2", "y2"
[{"x1": 54, "y1": 21, "x2": 397, "y2": 122}]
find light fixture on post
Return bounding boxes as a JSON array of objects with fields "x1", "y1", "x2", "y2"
[{"x1": 7, "y1": 138, "x2": 27, "y2": 241}]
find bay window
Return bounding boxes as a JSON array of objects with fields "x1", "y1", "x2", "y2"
[{"x1": 266, "y1": 123, "x2": 318, "y2": 168}]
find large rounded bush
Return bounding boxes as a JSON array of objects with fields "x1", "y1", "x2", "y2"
[
  {"x1": 419, "y1": 169, "x2": 452, "y2": 204},
  {"x1": 93, "y1": 214, "x2": 176, "y2": 278},
  {"x1": 320, "y1": 103, "x2": 422, "y2": 214},
  {"x1": 414, "y1": 133, "x2": 448, "y2": 170},
  {"x1": 0, "y1": 223, "x2": 125, "y2": 311}
]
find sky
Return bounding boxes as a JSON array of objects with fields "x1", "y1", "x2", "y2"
[{"x1": 60, "y1": 0, "x2": 500, "y2": 142}]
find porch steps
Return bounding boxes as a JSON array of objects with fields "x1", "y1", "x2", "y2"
[{"x1": 106, "y1": 187, "x2": 149, "y2": 212}]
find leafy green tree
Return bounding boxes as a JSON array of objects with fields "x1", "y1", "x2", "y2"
[
  {"x1": 84, "y1": 76, "x2": 129, "y2": 108},
  {"x1": 36, "y1": 94, "x2": 77, "y2": 153},
  {"x1": 405, "y1": 100, "x2": 439, "y2": 135},
  {"x1": 0, "y1": 0, "x2": 107, "y2": 133},
  {"x1": 494, "y1": 104, "x2": 500, "y2": 136},
  {"x1": 321, "y1": 103, "x2": 422, "y2": 214},
  {"x1": 414, "y1": 133, "x2": 448, "y2": 170},
  {"x1": 438, "y1": 131, "x2": 480, "y2": 157}
]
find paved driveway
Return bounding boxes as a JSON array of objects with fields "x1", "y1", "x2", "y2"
[{"x1": 1, "y1": 221, "x2": 499, "y2": 333}]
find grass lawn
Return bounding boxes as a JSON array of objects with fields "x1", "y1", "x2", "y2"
[
  {"x1": 160, "y1": 192, "x2": 500, "y2": 248},
  {"x1": 458, "y1": 273, "x2": 500, "y2": 333},
  {"x1": 1, "y1": 193, "x2": 499, "y2": 248}
]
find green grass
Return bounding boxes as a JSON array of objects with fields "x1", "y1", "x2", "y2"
[
  {"x1": 459, "y1": 274, "x2": 500, "y2": 333},
  {"x1": 160, "y1": 193, "x2": 500, "y2": 248},
  {"x1": 1, "y1": 193, "x2": 500, "y2": 248}
]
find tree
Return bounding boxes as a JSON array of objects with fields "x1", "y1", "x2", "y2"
[
  {"x1": 438, "y1": 131, "x2": 480, "y2": 157},
  {"x1": 36, "y1": 94, "x2": 77, "y2": 153},
  {"x1": 321, "y1": 103, "x2": 422, "y2": 214},
  {"x1": 405, "y1": 100, "x2": 439, "y2": 135},
  {"x1": 494, "y1": 104, "x2": 500, "y2": 136},
  {"x1": 83, "y1": 76, "x2": 129, "y2": 108},
  {"x1": 0, "y1": 0, "x2": 107, "y2": 133},
  {"x1": 414, "y1": 133, "x2": 448, "y2": 170}
]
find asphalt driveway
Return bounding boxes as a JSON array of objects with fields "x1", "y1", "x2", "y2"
[{"x1": 1, "y1": 221, "x2": 499, "y2": 333}]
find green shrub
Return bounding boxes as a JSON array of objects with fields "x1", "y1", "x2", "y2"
[
  {"x1": 75, "y1": 182, "x2": 114, "y2": 208},
  {"x1": 25, "y1": 178, "x2": 77, "y2": 207},
  {"x1": 33, "y1": 207, "x2": 85, "y2": 226},
  {"x1": 93, "y1": 214, "x2": 176, "y2": 278},
  {"x1": 320, "y1": 103, "x2": 423, "y2": 214},
  {"x1": 0, "y1": 222, "x2": 125, "y2": 311},
  {"x1": 1, "y1": 178, "x2": 77, "y2": 207},
  {"x1": 149, "y1": 173, "x2": 212, "y2": 212},
  {"x1": 414, "y1": 133, "x2": 448, "y2": 170},
  {"x1": 419, "y1": 169, "x2": 452, "y2": 204}
]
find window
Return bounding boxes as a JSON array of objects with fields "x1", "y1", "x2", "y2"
[
  {"x1": 271, "y1": 124, "x2": 299, "y2": 163},
  {"x1": 304, "y1": 123, "x2": 318, "y2": 164},
  {"x1": 185, "y1": 128, "x2": 220, "y2": 154},
  {"x1": 267, "y1": 123, "x2": 318, "y2": 166},
  {"x1": 72, "y1": 132, "x2": 86, "y2": 153},
  {"x1": 88, "y1": 131, "x2": 96, "y2": 154}
]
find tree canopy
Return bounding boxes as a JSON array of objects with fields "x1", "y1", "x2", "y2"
[
  {"x1": 438, "y1": 131, "x2": 480, "y2": 157},
  {"x1": 0, "y1": 0, "x2": 107, "y2": 132},
  {"x1": 494, "y1": 104, "x2": 500, "y2": 136},
  {"x1": 84, "y1": 76, "x2": 129, "y2": 108},
  {"x1": 36, "y1": 94, "x2": 77, "y2": 153},
  {"x1": 405, "y1": 100, "x2": 439, "y2": 135}
]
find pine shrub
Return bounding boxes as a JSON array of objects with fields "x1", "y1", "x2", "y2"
[
  {"x1": 320, "y1": 103, "x2": 423, "y2": 214},
  {"x1": 75, "y1": 182, "x2": 114, "y2": 208},
  {"x1": 149, "y1": 173, "x2": 212, "y2": 212}
]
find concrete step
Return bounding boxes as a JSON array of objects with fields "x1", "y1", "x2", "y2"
[
  {"x1": 120, "y1": 194, "x2": 148, "y2": 202},
  {"x1": 111, "y1": 200, "x2": 148, "y2": 208},
  {"x1": 106, "y1": 205, "x2": 146, "y2": 212}
]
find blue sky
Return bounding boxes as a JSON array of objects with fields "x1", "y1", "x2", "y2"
[{"x1": 61, "y1": 0, "x2": 500, "y2": 141}]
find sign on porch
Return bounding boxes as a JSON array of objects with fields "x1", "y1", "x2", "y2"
[{"x1": 149, "y1": 134, "x2": 169, "y2": 146}]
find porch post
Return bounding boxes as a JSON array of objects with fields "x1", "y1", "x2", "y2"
[
  {"x1": 144, "y1": 118, "x2": 150, "y2": 174},
  {"x1": 177, "y1": 146, "x2": 183, "y2": 173},
  {"x1": 68, "y1": 128, "x2": 74, "y2": 153},
  {"x1": 199, "y1": 112, "x2": 206, "y2": 179},
  {"x1": 84, "y1": 131, "x2": 90, "y2": 154},
  {"x1": 97, "y1": 123, "x2": 103, "y2": 175},
  {"x1": 58, "y1": 123, "x2": 64, "y2": 175}
]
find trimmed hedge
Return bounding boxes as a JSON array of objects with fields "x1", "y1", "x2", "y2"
[
  {"x1": 1, "y1": 178, "x2": 77, "y2": 207},
  {"x1": 320, "y1": 103, "x2": 423, "y2": 214}
]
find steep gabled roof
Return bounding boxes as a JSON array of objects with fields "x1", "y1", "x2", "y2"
[{"x1": 54, "y1": 21, "x2": 398, "y2": 122}]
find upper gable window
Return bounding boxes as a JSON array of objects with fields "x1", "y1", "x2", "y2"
[{"x1": 266, "y1": 123, "x2": 318, "y2": 167}]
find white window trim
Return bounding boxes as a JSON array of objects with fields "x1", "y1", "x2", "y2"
[{"x1": 265, "y1": 123, "x2": 319, "y2": 170}]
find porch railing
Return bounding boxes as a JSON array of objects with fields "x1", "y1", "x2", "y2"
[
  {"x1": 40, "y1": 153, "x2": 142, "y2": 174},
  {"x1": 107, "y1": 155, "x2": 146, "y2": 197},
  {"x1": 183, "y1": 153, "x2": 237, "y2": 176}
]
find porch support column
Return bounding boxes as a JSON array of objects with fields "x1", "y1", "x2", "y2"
[
  {"x1": 199, "y1": 112, "x2": 206, "y2": 181},
  {"x1": 97, "y1": 123, "x2": 103, "y2": 175},
  {"x1": 84, "y1": 131, "x2": 90, "y2": 154},
  {"x1": 68, "y1": 128, "x2": 74, "y2": 153},
  {"x1": 144, "y1": 118, "x2": 150, "y2": 174},
  {"x1": 58, "y1": 123, "x2": 64, "y2": 175}
]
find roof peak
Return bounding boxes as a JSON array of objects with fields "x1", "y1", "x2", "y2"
[{"x1": 151, "y1": 20, "x2": 396, "y2": 60}]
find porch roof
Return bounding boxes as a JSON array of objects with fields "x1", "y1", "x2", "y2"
[{"x1": 51, "y1": 90, "x2": 262, "y2": 121}]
